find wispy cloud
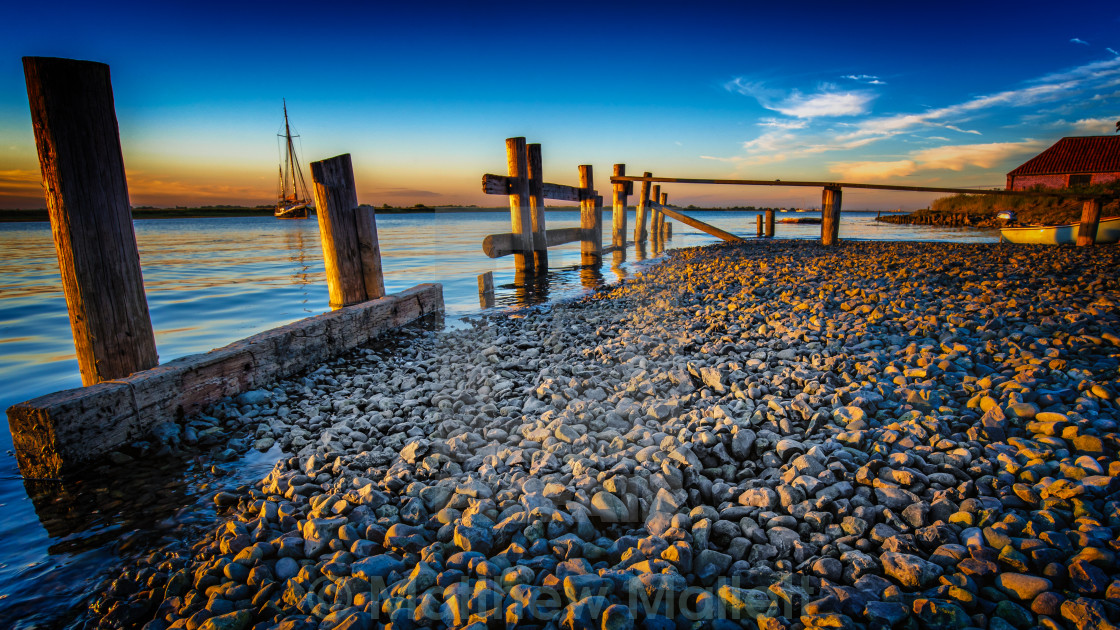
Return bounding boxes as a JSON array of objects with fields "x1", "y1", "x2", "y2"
[
  {"x1": 911, "y1": 141, "x2": 1044, "y2": 170},
  {"x1": 757, "y1": 118, "x2": 808, "y2": 130},
  {"x1": 1067, "y1": 117, "x2": 1118, "y2": 134},
  {"x1": 830, "y1": 160, "x2": 917, "y2": 180},
  {"x1": 828, "y1": 140, "x2": 1045, "y2": 181},
  {"x1": 725, "y1": 79, "x2": 876, "y2": 118},
  {"x1": 1108, "y1": 47, "x2": 1119, "y2": 56},
  {"x1": 709, "y1": 57, "x2": 1120, "y2": 173},
  {"x1": 0, "y1": 169, "x2": 43, "y2": 195},
  {"x1": 831, "y1": 56, "x2": 1120, "y2": 144},
  {"x1": 367, "y1": 187, "x2": 442, "y2": 198},
  {"x1": 843, "y1": 74, "x2": 886, "y2": 85},
  {"x1": 124, "y1": 173, "x2": 270, "y2": 204},
  {"x1": 1071, "y1": 38, "x2": 1090, "y2": 46},
  {"x1": 836, "y1": 82, "x2": 1077, "y2": 143}
]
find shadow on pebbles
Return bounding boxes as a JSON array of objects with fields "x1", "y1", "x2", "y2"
[{"x1": 86, "y1": 240, "x2": 1120, "y2": 630}]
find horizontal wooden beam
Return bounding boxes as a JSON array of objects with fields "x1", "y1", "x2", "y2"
[
  {"x1": 483, "y1": 174, "x2": 594, "y2": 202},
  {"x1": 653, "y1": 203, "x2": 744, "y2": 243},
  {"x1": 483, "y1": 226, "x2": 584, "y2": 258},
  {"x1": 611, "y1": 175, "x2": 1115, "y2": 200},
  {"x1": 7, "y1": 283, "x2": 444, "y2": 479}
]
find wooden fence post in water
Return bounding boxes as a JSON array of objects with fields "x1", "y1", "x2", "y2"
[
  {"x1": 310, "y1": 153, "x2": 385, "y2": 307},
  {"x1": 757, "y1": 214, "x2": 763, "y2": 237},
  {"x1": 506, "y1": 137, "x2": 534, "y2": 272},
  {"x1": 1077, "y1": 199, "x2": 1102, "y2": 247},
  {"x1": 651, "y1": 185, "x2": 662, "y2": 240},
  {"x1": 612, "y1": 164, "x2": 628, "y2": 249},
  {"x1": 478, "y1": 271, "x2": 494, "y2": 308},
  {"x1": 821, "y1": 186, "x2": 842, "y2": 246},
  {"x1": 634, "y1": 172, "x2": 652, "y2": 244},
  {"x1": 579, "y1": 165, "x2": 601, "y2": 263},
  {"x1": 527, "y1": 143, "x2": 548, "y2": 268},
  {"x1": 23, "y1": 56, "x2": 158, "y2": 386},
  {"x1": 765, "y1": 209, "x2": 775, "y2": 238},
  {"x1": 654, "y1": 190, "x2": 663, "y2": 236}
]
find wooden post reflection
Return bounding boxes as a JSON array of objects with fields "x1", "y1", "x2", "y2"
[
  {"x1": 611, "y1": 248, "x2": 627, "y2": 282},
  {"x1": 581, "y1": 262, "x2": 603, "y2": 291}
]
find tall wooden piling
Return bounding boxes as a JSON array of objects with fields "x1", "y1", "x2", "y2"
[
  {"x1": 506, "y1": 138, "x2": 534, "y2": 272},
  {"x1": 23, "y1": 56, "x2": 158, "y2": 386},
  {"x1": 527, "y1": 143, "x2": 548, "y2": 268},
  {"x1": 765, "y1": 209, "x2": 775, "y2": 238},
  {"x1": 634, "y1": 172, "x2": 652, "y2": 243},
  {"x1": 651, "y1": 185, "x2": 662, "y2": 240},
  {"x1": 612, "y1": 164, "x2": 628, "y2": 249},
  {"x1": 579, "y1": 165, "x2": 601, "y2": 262},
  {"x1": 654, "y1": 190, "x2": 663, "y2": 236},
  {"x1": 354, "y1": 205, "x2": 386, "y2": 300},
  {"x1": 310, "y1": 153, "x2": 385, "y2": 307},
  {"x1": 757, "y1": 214, "x2": 763, "y2": 237},
  {"x1": 1077, "y1": 199, "x2": 1102, "y2": 247},
  {"x1": 821, "y1": 187, "x2": 842, "y2": 246}
]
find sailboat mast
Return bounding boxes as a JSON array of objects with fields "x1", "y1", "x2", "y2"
[
  {"x1": 282, "y1": 99, "x2": 311, "y2": 204},
  {"x1": 284, "y1": 100, "x2": 299, "y2": 203}
]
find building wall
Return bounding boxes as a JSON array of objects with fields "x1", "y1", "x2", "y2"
[{"x1": 1008, "y1": 172, "x2": 1120, "y2": 190}]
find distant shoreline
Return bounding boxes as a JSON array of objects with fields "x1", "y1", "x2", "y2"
[{"x1": 0, "y1": 206, "x2": 910, "y2": 223}]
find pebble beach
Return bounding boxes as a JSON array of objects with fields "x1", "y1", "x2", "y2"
[{"x1": 85, "y1": 239, "x2": 1120, "y2": 630}]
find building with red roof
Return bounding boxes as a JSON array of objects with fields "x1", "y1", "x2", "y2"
[{"x1": 1006, "y1": 135, "x2": 1120, "y2": 190}]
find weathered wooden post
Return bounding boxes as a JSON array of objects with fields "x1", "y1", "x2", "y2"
[
  {"x1": 654, "y1": 190, "x2": 663, "y2": 236},
  {"x1": 595, "y1": 195, "x2": 605, "y2": 251},
  {"x1": 634, "y1": 172, "x2": 652, "y2": 243},
  {"x1": 506, "y1": 137, "x2": 534, "y2": 272},
  {"x1": 765, "y1": 209, "x2": 775, "y2": 238},
  {"x1": 310, "y1": 153, "x2": 385, "y2": 307},
  {"x1": 355, "y1": 205, "x2": 386, "y2": 299},
  {"x1": 651, "y1": 185, "x2": 662, "y2": 240},
  {"x1": 821, "y1": 187, "x2": 842, "y2": 246},
  {"x1": 757, "y1": 214, "x2": 763, "y2": 237},
  {"x1": 478, "y1": 271, "x2": 494, "y2": 308},
  {"x1": 527, "y1": 143, "x2": 548, "y2": 268},
  {"x1": 579, "y1": 165, "x2": 601, "y2": 263},
  {"x1": 1077, "y1": 199, "x2": 1102, "y2": 247},
  {"x1": 23, "y1": 56, "x2": 158, "y2": 386},
  {"x1": 612, "y1": 164, "x2": 628, "y2": 250}
]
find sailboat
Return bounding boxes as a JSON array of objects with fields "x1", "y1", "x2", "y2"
[{"x1": 275, "y1": 100, "x2": 313, "y2": 219}]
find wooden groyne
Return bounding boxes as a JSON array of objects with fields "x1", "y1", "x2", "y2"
[
  {"x1": 8, "y1": 285, "x2": 441, "y2": 478},
  {"x1": 9, "y1": 57, "x2": 444, "y2": 478}
]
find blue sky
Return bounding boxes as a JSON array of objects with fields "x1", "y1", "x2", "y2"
[{"x1": 1, "y1": 1, "x2": 1118, "y2": 209}]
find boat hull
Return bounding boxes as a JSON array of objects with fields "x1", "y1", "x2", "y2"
[
  {"x1": 1000, "y1": 216, "x2": 1120, "y2": 245},
  {"x1": 275, "y1": 203, "x2": 311, "y2": 220}
]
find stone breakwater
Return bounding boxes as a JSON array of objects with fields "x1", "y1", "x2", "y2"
[{"x1": 87, "y1": 240, "x2": 1120, "y2": 630}]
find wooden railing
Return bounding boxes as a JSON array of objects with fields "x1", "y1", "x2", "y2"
[{"x1": 612, "y1": 174, "x2": 1118, "y2": 248}]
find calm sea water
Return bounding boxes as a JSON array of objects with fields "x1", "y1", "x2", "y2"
[{"x1": 0, "y1": 209, "x2": 998, "y2": 626}]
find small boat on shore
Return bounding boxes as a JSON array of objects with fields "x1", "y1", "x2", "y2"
[
  {"x1": 999, "y1": 216, "x2": 1120, "y2": 244},
  {"x1": 275, "y1": 100, "x2": 313, "y2": 220}
]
